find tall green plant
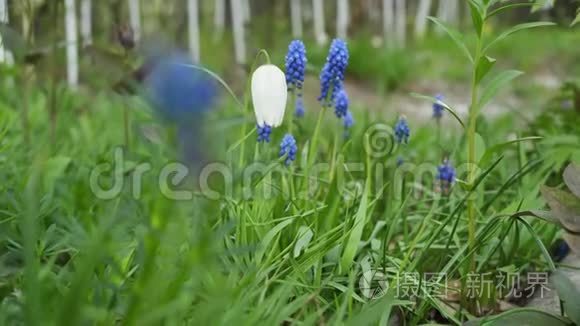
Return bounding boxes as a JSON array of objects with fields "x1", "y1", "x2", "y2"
[{"x1": 425, "y1": 0, "x2": 554, "y2": 309}]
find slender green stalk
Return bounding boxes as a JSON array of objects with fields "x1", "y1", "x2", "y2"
[
  {"x1": 302, "y1": 104, "x2": 326, "y2": 196},
  {"x1": 308, "y1": 106, "x2": 325, "y2": 167},
  {"x1": 467, "y1": 23, "x2": 484, "y2": 273},
  {"x1": 310, "y1": 109, "x2": 327, "y2": 287},
  {"x1": 466, "y1": 5, "x2": 486, "y2": 312},
  {"x1": 436, "y1": 118, "x2": 441, "y2": 150},
  {"x1": 238, "y1": 50, "x2": 271, "y2": 167},
  {"x1": 307, "y1": 83, "x2": 336, "y2": 169},
  {"x1": 288, "y1": 91, "x2": 295, "y2": 134}
]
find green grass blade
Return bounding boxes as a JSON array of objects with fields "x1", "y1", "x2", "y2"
[{"x1": 427, "y1": 17, "x2": 474, "y2": 63}]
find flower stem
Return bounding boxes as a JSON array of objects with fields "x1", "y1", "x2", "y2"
[
  {"x1": 288, "y1": 91, "x2": 295, "y2": 134},
  {"x1": 308, "y1": 106, "x2": 325, "y2": 167},
  {"x1": 466, "y1": 9, "x2": 486, "y2": 312},
  {"x1": 308, "y1": 85, "x2": 334, "y2": 168},
  {"x1": 238, "y1": 49, "x2": 271, "y2": 167},
  {"x1": 436, "y1": 118, "x2": 441, "y2": 150}
]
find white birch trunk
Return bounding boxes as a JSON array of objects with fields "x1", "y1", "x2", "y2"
[
  {"x1": 128, "y1": 0, "x2": 141, "y2": 42},
  {"x1": 290, "y1": 0, "x2": 303, "y2": 38},
  {"x1": 214, "y1": 0, "x2": 225, "y2": 40},
  {"x1": 395, "y1": 0, "x2": 406, "y2": 47},
  {"x1": 436, "y1": 0, "x2": 446, "y2": 22},
  {"x1": 448, "y1": 0, "x2": 458, "y2": 25},
  {"x1": 65, "y1": 0, "x2": 79, "y2": 89},
  {"x1": 0, "y1": 0, "x2": 8, "y2": 64},
  {"x1": 80, "y1": 0, "x2": 92, "y2": 46},
  {"x1": 187, "y1": 0, "x2": 200, "y2": 62},
  {"x1": 382, "y1": 0, "x2": 394, "y2": 47},
  {"x1": 231, "y1": 0, "x2": 246, "y2": 64},
  {"x1": 414, "y1": 0, "x2": 431, "y2": 38},
  {"x1": 313, "y1": 0, "x2": 327, "y2": 45},
  {"x1": 437, "y1": 0, "x2": 458, "y2": 33},
  {"x1": 303, "y1": 0, "x2": 313, "y2": 23},
  {"x1": 242, "y1": 0, "x2": 251, "y2": 23},
  {"x1": 336, "y1": 0, "x2": 349, "y2": 39},
  {"x1": 365, "y1": 0, "x2": 380, "y2": 24}
]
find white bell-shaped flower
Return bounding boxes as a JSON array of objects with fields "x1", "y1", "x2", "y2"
[{"x1": 251, "y1": 64, "x2": 287, "y2": 127}]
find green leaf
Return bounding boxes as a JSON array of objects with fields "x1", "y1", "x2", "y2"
[
  {"x1": 516, "y1": 217, "x2": 557, "y2": 271},
  {"x1": 410, "y1": 93, "x2": 465, "y2": 129},
  {"x1": 255, "y1": 218, "x2": 294, "y2": 264},
  {"x1": 478, "y1": 70, "x2": 523, "y2": 112},
  {"x1": 512, "y1": 210, "x2": 562, "y2": 226},
  {"x1": 482, "y1": 159, "x2": 543, "y2": 212},
  {"x1": 540, "y1": 186, "x2": 580, "y2": 233},
  {"x1": 344, "y1": 291, "x2": 396, "y2": 326},
  {"x1": 340, "y1": 179, "x2": 370, "y2": 273},
  {"x1": 475, "y1": 132, "x2": 487, "y2": 164},
  {"x1": 552, "y1": 271, "x2": 580, "y2": 325},
  {"x1": 475, "y1": 55, "x2": 496, "y2": 84},
  {"x1": 483, "y1": 22, "x2": 556, "y2": 53},
  {"x1": 479, "y1": 136, "x2": 542, "y2": 166},
  {"x1": 486, "y1": 3, "x2": 536, "y2": 20},
  {"x1": 427, "y1": 16, "x2": 474, "y2": 63},
  {"x1": 468, "y1": 0, "x2": 484, "y2": 35},
  {"x1": 293, "y1": 226, "x2": 314, "y2": 258},
  {"x1": 563, "y1": 163, "x2": 580, "y2": 198},
  {"x1": 466, "y1": 307, "x2": 574, "y2": 325}
]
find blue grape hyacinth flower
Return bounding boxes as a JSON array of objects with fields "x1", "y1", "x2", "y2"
[
  {"x1": 145, "y1": 53, "x2": 217, "y2": 123},
  {"x1": 334, "y1": 88, "x2": 349, "y2": 118},
  {"x1": 394, "y1": 116, "x2": 410, "y2": 144},
  {"x1": 295, "y1": 95, "x2": 305, "y2": 117},
  {"x1": 257, "y1": 125, "x2": 272, "y2": 143},
  {"x1": 279, "y1": 134, "x2": 298, "y2": 166},
  {"x1": 433, "y1": 94, "x2": 444, "y2": 119},
  {"x1": 319, "y1": 39, "x2": 349, "y2": 106},
  {"x1": 285, "y1": 40, "x2": 307, "y2": 91},
  {"x1": 342, "y1": 110, "x2": 354, "y2": 138},
  {"x1": 437, "y1": 159, "x2": 456, "y2": 195},
  {"x1": 343, "y1": 110, "x2": 354, "y2": 129}
]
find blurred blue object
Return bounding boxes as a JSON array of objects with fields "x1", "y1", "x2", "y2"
[
  {"x1": 145, "y1": 53, "x2": 218, "y2": 123},
  {"x1": 433, "y1": 94, "x2": 444, "y2": 119},
  {"x1": 550, "y1": 238, "x2": 570, "y2": 263}
]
